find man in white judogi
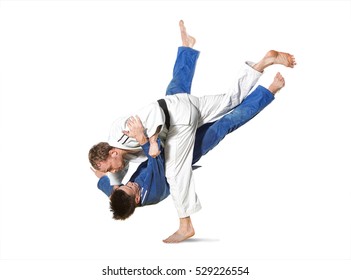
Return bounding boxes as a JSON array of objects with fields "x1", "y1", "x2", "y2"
[{"x1": 92, "y1": 21, "x2": 296, "y2": 243}]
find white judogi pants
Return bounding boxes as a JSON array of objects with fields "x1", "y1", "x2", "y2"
[{"x1": 163, "y1": 62, "x2": 262, "y2": 217}]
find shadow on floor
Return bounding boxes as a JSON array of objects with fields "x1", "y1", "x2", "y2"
[{"x1": 182, "y1": 237, "x2": 220, "y2": 243}]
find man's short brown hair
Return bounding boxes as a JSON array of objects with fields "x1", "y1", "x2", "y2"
[{"x1": 88, "y1": 142, "x2": 114, "y2": 170}]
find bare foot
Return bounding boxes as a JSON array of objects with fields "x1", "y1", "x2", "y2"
[
  {"x1": 254, "y1": 50, "x2": 296, "y2": 72},
  {"x1": 179, "y1": 20, "x2": 196, "y2": 48},
  {"x1": 163, "y1": 217, "x2": 195, "y2": 243},
  {"x1": 163, "y1": 229, "x2": 195, "y2": 243},
  {"x1": 268, "y1": 72, "x2": 285, "y2": 95}
]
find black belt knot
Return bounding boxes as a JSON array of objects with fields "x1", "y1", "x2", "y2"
[{"x1": 157, "y1": 99, "x2": 170, "y2": 130}]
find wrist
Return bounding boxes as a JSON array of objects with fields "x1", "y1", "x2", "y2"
[{"x1": 136, "y1": 134, "x2": 148, "y2": 145}]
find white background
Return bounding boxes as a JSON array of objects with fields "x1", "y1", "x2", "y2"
[{"x1": 1, "y1": 0, "x2": 350, "y2": 279}]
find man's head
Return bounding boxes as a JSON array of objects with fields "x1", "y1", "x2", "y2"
[
  {"x1": 110, "y1": 181, "x2": 141, "y2": 220},
  {"x1": 89, "y1": 142, "x2": 125, "y2": 172}
]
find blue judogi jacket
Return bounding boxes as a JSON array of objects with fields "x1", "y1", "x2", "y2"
[
  {"x1": 97, "y1": 139, "x2": 169, "y2": 206},
  {"x1": 97, "y1": 85, "x2": 274, "y2": 206},
  {"x1": 130, "y1": 140, "x2": 169, "y2": 205}
]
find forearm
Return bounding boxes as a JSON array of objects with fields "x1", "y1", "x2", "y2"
[
  {"x1": 134, "y1": 132, "x2": 148, "y2": 145},
  {"x1": 148, "y1": 124, "x2": 161, "y2": 143},
  {"x1": 148, "y1": 131, "x2": 159, "y2": 146}
]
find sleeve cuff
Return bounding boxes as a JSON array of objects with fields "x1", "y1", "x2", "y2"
[{"x1": 97, "y1": 175, "x2": 113, "y2": 197}]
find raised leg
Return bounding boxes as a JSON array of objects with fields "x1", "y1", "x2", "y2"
[{"x1": 166, "y1": 20, "x2": 199, "y2": 95}]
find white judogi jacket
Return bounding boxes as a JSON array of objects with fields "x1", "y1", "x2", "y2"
[{"x1": 108, "y1": 102, "x2": 166, "y2": 151}]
